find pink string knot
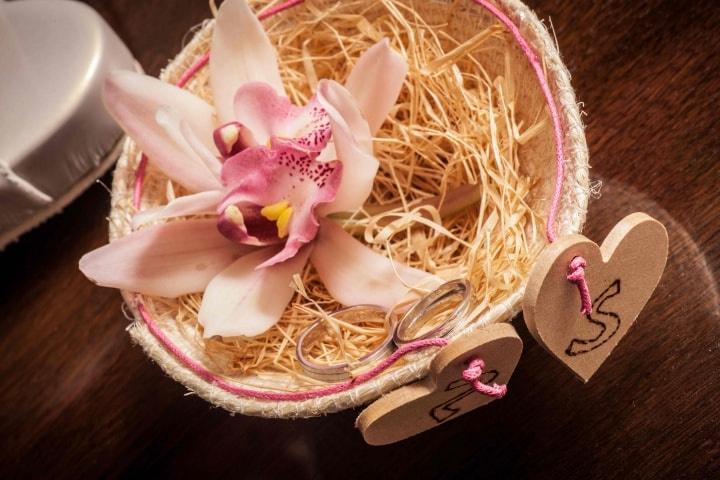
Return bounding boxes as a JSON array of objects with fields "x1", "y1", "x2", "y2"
[
  {"x1": 462, "y1": 358, "x2": 507, "y2": 398},
  {"x1": 567, "y1": 256, "x2": 593, "y2": 315}
]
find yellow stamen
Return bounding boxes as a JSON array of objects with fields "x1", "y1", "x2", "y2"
[
  {"x1": 224, "y1": 205, "x2": 244, "y2": 225},
  {"x1": 260, "y1": 200, "x2": 290, "y2": 221},
  {"x1": 260, "y1": 200, "x2": 293, "y2": 238},
  {"x1": 276, "y1": 207, "x2": 293, "y2": 238}
]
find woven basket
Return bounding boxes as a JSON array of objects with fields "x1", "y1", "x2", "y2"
[{"x1": 110, "y1": 0, "x2": 589, "y2": 418}]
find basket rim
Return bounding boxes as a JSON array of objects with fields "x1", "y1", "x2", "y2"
[{"x1": 113, "y1": 0, "x2": 589, "y2": 418}]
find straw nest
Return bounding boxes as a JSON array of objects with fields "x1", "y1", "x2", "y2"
[{"x1": 110, "y1": 0, "x2": 589, "y2": 417}]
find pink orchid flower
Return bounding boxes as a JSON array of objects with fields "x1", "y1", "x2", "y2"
[{"x1": 80, "y1": 0, "x2": 436, "y2": 337}]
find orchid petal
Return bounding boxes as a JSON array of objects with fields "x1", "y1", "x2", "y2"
[
  {"x1": 311, "y1": 219, "x2": 438, "y2": 310},
  {"x1": 210, "y1": 0, "x2": 284, "y2": 122},
  {"x1": 132, "y1": 190, "x2": 225, "y2": 228},
  {"x1": 199, "y1": 245, "x2": 310, "y2": 338},
  {"x1": 79, "y1": 219, "x2": 251, "y2": 298},
  {"x1": 220, "y1": 146, "x2": 277, "y2": 194},
  {"x1": 219, "y1": 146, "x2": 341, "y2": 264},
  {"x1": 345, "y1": 38, "x2": 408, "y2": 134},
  {"x1": 233, "y1": 82, "x2": 331, "y2": 150},
  {"x1": 316, "y1": 80, "x2": 378, "y2": 214},
  {"x1": 103, "y1": 71, "x2": 219, "y2": 192},
  {"x1": 155, "y1": 106, "x2": 222, "y2": 181}
]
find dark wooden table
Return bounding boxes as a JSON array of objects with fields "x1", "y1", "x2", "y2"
[{"x1": 1, "y1": 1, "x2": 718, "y2": 478}]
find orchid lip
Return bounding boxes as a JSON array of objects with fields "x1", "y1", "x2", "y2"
[
  {"x1": 218, "y1": 141, "x2": 343, "y2": 269},
  {"x1": 277, "y1": 104, "x2": 332, "y2": 153}
]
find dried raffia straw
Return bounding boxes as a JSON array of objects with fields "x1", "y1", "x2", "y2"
[
  {"x1": 110, "y1": 0, "x2": 589, "y2": 416},
  {"x1": 191, "y1": 0, "x2": 539, "y2": 377},
  {"x1": 137, "y1": 0, "x2": 539, "y2": 377}
]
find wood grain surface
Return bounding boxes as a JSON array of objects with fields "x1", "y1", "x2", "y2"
[{"x1": 1, "y1": 1, "x2": 718, "y2": 478}]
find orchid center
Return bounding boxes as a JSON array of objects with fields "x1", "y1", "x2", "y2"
[
  {"x1": 260, "y1": 200, "x2": 293, "y2": 239},
  {"x1": 213, "y1": 82, "x2": 347, "y2": 261},
  {"x1": 218, "y1": 200, "x2": 287, "y2": 246}
]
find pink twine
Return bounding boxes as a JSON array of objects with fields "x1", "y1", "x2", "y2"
[
  {"x1": 176, "y1": 51, "x2": 210, "y2": 88},
  {"x1": 258, "y1": 0, "x2": 305, "y2": 20},
  {"x1": 138, "y1": 301, "x2": 502, "y2": 401},
  {"x1": 126, "y1": 0, "x2": 580, "y2": 401},
  {"x1": 567, "y1": 256, "x2": 593, "y2": 315},
  {"x1": 473, "y1": 0, "x2": 565, "y2": 244},
  {"x1": 462, "y1": 358, "x2": 507, "y2": 398},
  {"x1": 138, "y1": 301, "x2": 448, "y2": 401},
  {"x1": 473, "y1": 0, "x2": 593, "y2": 314}
]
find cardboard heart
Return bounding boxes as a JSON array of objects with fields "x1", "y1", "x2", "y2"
[
  {"x1": 356, "y1": 323, "x2": 522, "y2": 445},
  {"x1": 523, "y1": 212, "x2": 668, "y2": 382}
]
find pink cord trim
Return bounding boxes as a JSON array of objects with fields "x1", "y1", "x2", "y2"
[
  {"x1": 176, "y1": 51, "x2": 210, "y2": 88},
  {"x1": 462, "y1": 358, "x2": 508, "y2": 398},
  {"x1": 258, "y1": 0, "x2": 305, "y2": 20},
  {"x1": 139, "y1": 301, "x2": 501, "y2": 401},
  {"x1": 138, "y1": 300, "x2": 448, "y2": 401},
  {"x1": 567, "y1": 256, "x2": 592, "y2": 315},
  {"x1": 474, "y1": 0, "x2": 593, "y2": 314},
  {"x1": 126, "y1": 0, "x2": 579, "y2": 400},
  {"x1": 473, "y1": 0, "x2": 565, "y2": 243}
]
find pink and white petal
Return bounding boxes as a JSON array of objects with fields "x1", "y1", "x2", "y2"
[
  {"x1": 155, "y1": 107, "x2": 222, "y2": 182},
  {"x1": 316, "y1": 142, "x2": 336, "y2": 163},
  {"x1": 220, "y1": 146, "x2": 278, "y2": 197},
  {"x1": 79, "y1": 219, "x2": 251, "y2": 298},
  {"x1": 316, "y1": 80, "x2": 378, "y2": 214},
  {"x1": 317, "y1": 80, "x2": 372, "y2": 152},
  {"x1": 311, "y1": 219, "x2": 438, "y2": 310},
  {"x1": 199, "y1": 245, "x2": 311, "y2": 338},
  {"x1": 103, "y1": 71, "x2": 219, "y2": 192},
  {"x1": 104, "y1": 71, "x2": 216, "y2": 142},
  {"x1": 344, "y1": 38, "x2": 408, "y2": 134},
  {"x1": 210, "y1": 0, "x2": 284, "y2": 123},
  {"x1": 132, "y1": 190, "x2": 225, "y2": 228},
  {"x1": 234, "y1": 83, "x2": 331, "y2": 150}
]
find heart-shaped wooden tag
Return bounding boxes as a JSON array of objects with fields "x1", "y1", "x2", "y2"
[
  {"x1": 523, "y1": 212, "x2": 668, "y2": 382},
  {"x1": 356, "y1": 322, "x2": 522, "y2": 445}
]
